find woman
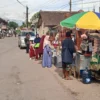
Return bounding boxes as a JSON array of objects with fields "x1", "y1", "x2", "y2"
[
  {"x1": 38, "y1": 35, "x2": 45, "y2": 56},
  {"x1": 42, "y1": 33, "x2": 52, "y2": 68},
  {"x1": 80, "y1": 33, "x2": 93, "y2": 71},
  {"x1": 34, "y1": 34, "x2": 41, "y2": 60},
  {"x1": 62, "y1": 31, "x2": 76, "y2": 80}
]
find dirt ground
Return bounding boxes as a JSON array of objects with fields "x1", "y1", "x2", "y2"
[{"x1": 49, "y1": 63, "x2": 100, "y2": 100}]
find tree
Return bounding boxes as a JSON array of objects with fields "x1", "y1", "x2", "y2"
[
  {"x1": 30, "y1": 12, "x2": 40, "y2": 22},
  {"x1": 20, "y1": 22, "x2": 32, "y2": 29},
  {"x1": 8, "y1": 21, "x2": 18, "y2": 29}
]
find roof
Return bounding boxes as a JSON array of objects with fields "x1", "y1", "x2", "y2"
[
  {"x1": 0, "y1": 18, "x2": 7, "y2": 24},
  {"x1": 38, "y1": 11, "x2": 78, "y2": 27}
]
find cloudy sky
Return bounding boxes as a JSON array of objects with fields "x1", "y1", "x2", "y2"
[{"x1": 0, "y1": 0, "x2": 100, "y2": 21}]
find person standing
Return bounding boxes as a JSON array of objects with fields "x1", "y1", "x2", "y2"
[
  {"x1": 42, "y1": 33, "x2": 52, "y2": 68},
  {"x1": 29, "y1": 40, "x2": 35, "y2": 60},
  {"x1": 80, "y1": 33, "x2": 93, "y2": 71},
  {"x1": 14, "y1": 30, "x2": 17, "y2": 37},
  {"x1": 38, "y1": 35, "x2": 46, "y2": 57},
  {"x1": 62, "y1": 31, "x2": 76, "y2": 80},
  {"x1": 34, "y1": 34, "x2": 41, "y2": 60},
  {"x1": 25, "y1": 33, "x2": 30, "y2": 53}
]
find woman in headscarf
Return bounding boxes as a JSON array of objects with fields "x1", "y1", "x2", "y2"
[
  {"x1": 38, "y1": 35, "x2": 46, "y2": 56},
  {"x1": 34, "y1": 34, "x2": 41, "y2": 60},
  {"x1": 42, "y1": 33, "x2": 52, "y2": 68},
  {"x1": 62, "y1": 31, "x2": 76, "y2": 80}
]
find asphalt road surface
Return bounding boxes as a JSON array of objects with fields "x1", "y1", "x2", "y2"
[{"x1": 0, "y1": 37, "x2": 76, "y2": 100}]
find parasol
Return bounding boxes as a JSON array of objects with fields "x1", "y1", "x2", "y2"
[{"x1": 60, "y1": 11, "x2": 100, "y2": 30}]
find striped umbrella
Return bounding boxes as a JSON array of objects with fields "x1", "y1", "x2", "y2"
[{"x1": 60, "y1": 11, "x2": 100, "y2": 30}]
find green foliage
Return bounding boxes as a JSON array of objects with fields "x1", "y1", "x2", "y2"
[
  {"x1": 8, "y1": 21, "x2": 18, "y2": 29},
  {"x1": 20, "y1": 22, "x2": 32, "y2": 28},
  {"x1": 16, "y1": 30, "x2": 21, "y2": 34},
  {"x1": 30, "y1": 12, "x2": 40, "y2": 22},
  {"x1": 20, "y1": 22, "x2": 26, "y2": 28}
]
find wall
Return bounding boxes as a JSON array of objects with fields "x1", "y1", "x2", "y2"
[{"x1": 37, "y1": 22, "x2": 49, "y2": 37}]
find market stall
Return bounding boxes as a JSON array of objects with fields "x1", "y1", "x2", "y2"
[{"x1": 60, "y1": 11, "x2": 100, "y2": 80}]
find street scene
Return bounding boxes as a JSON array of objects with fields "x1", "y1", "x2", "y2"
[{"x1": 0, "y1": 0, "x2": 100, "y2": 100}]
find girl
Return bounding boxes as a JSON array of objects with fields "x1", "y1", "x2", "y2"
[{"x1": 29, "y1": 40, "x2": 35, "y2": 60}]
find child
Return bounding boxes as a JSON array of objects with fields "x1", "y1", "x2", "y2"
[{"x1": 29, "y1": 40, "x2": 35, "y2": 60}]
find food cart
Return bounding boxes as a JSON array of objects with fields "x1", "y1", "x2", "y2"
[{"x1": 60, "y1": 11, "x2": 100, "y2": 79}]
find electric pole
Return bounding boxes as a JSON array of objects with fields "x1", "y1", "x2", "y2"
[
  {"x1": 99, "y1": 7, "x2": 100, "y2": 13},
  {"x1": 93, "y1": 5, "x2": 95, "y2": 12},
  {"x1": 17, "y1": 0, "x2": 29, "y2": 28},
  {"x1": 99, "y1": 0, "x2": 100, "y2": 12},
  {"x1": 26, "y1": 6, "x2": 28, "y2": 28},
  {"x1": 69, "y1": 0, "x2": 72, "y2": 13}
]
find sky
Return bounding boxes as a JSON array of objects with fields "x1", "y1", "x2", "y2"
[{"x1": 0, "y1": 0, "x2": 100, "y2": 22}]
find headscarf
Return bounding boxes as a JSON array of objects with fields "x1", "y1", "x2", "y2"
[
  {"x1": 34, "y1": 34, "x2": 41, "y2": 43},
  {"x1": 43, "y1": 35, "x2": 50, "y2": 48}
]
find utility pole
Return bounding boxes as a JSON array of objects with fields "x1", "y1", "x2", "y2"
[
  {"x1": 99, "y1": 0, "x2": 100, "y2": 12},
  {"x1": 93, "y1": 5, "x2": 95, "y2": 12},
  {"x1": 99, "y1": 7, "x2": 100, "y2": 13},
  {"x1": 17, "y1": 0, "x2": 29, "y2": 28},
  {"x1": 69, "y1": 0, "x2": 72, "y2": 13},
  {"x1": 26, "y1": 6, "x2": 28, "y2": 28}
]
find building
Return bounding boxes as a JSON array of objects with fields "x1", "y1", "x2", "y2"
[
  {"x1": 0, "y1": 18, "x2": 8, "y2": 30},
  {"x1": 33, "y1": 11, "x2": 78, "y2": 36}
]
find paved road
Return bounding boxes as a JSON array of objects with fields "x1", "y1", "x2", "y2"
[{"x1": 0, "y1": 37, "x2": 76, "y2": 100}]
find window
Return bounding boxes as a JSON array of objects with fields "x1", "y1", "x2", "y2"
[{"x1": 21, "y1": 32, "x2": 35, "y2": 36}]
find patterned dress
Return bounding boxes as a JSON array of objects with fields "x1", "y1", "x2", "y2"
[{"x1": 42, "y1": 44, "x2": 52, "y2": 68}]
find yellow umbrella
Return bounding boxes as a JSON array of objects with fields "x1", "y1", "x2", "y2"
[{"x1": 60, "y1": 11, "x2": 100, "y2": 30}]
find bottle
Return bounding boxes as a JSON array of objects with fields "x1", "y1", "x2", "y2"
[{"x1": 82, "y1": 67, "x2": 91, "y2": 84}]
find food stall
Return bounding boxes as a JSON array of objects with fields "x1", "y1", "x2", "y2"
[{"x1": 60, "y1": 11, "x2": 100, "y2": 79}]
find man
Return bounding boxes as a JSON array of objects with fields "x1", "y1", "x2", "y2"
[
  {"x1": 14, "y1": 30, "x2": 17, "y2": 37},
  {"x1": 24, "y1": 33, "x2": 30, "y2": 53},
  {"x1": 62, "y1": 31, "x2": 76, "y2": 80}
]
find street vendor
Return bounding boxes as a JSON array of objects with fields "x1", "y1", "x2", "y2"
[{"x1": 80, "y1": 32, "x2": 93, "y2": 70}]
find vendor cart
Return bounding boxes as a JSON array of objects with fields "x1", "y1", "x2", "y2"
[{"x1": 90, "y1": 54, "x2": 100, "y2": 79}]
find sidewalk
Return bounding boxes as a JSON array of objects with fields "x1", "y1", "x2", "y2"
[{"x1": 48, "y1": 65, "x2": 100, "y2": 100}]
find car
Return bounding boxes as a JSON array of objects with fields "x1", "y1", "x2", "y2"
[{"x1": 18, "y1": 30, "x2": 35, "y2": 49}]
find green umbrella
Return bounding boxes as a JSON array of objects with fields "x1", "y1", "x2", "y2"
[
  {"x1": 60, "y1": 12, "x2": 86, "y2": 28},
  {"x1": 60, "y1": 11, "x2": 100, "y2": 30}
]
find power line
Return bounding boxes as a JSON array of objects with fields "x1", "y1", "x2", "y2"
[
  {"x1": 72, "y1": 1, "x2": 100, "y2": 5},
  {"x1": 16, "y1": 0, "x2": 28, "y2": 28},
  {"x1": 58, "y1": 4, "x2": 69, "y2": 11},
  {"x1": 17, "y1": 0, "x2": 26, "y2": 7},
  {"x1": 29, "y1": 0, "x2": 60, "y2": 11}
]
